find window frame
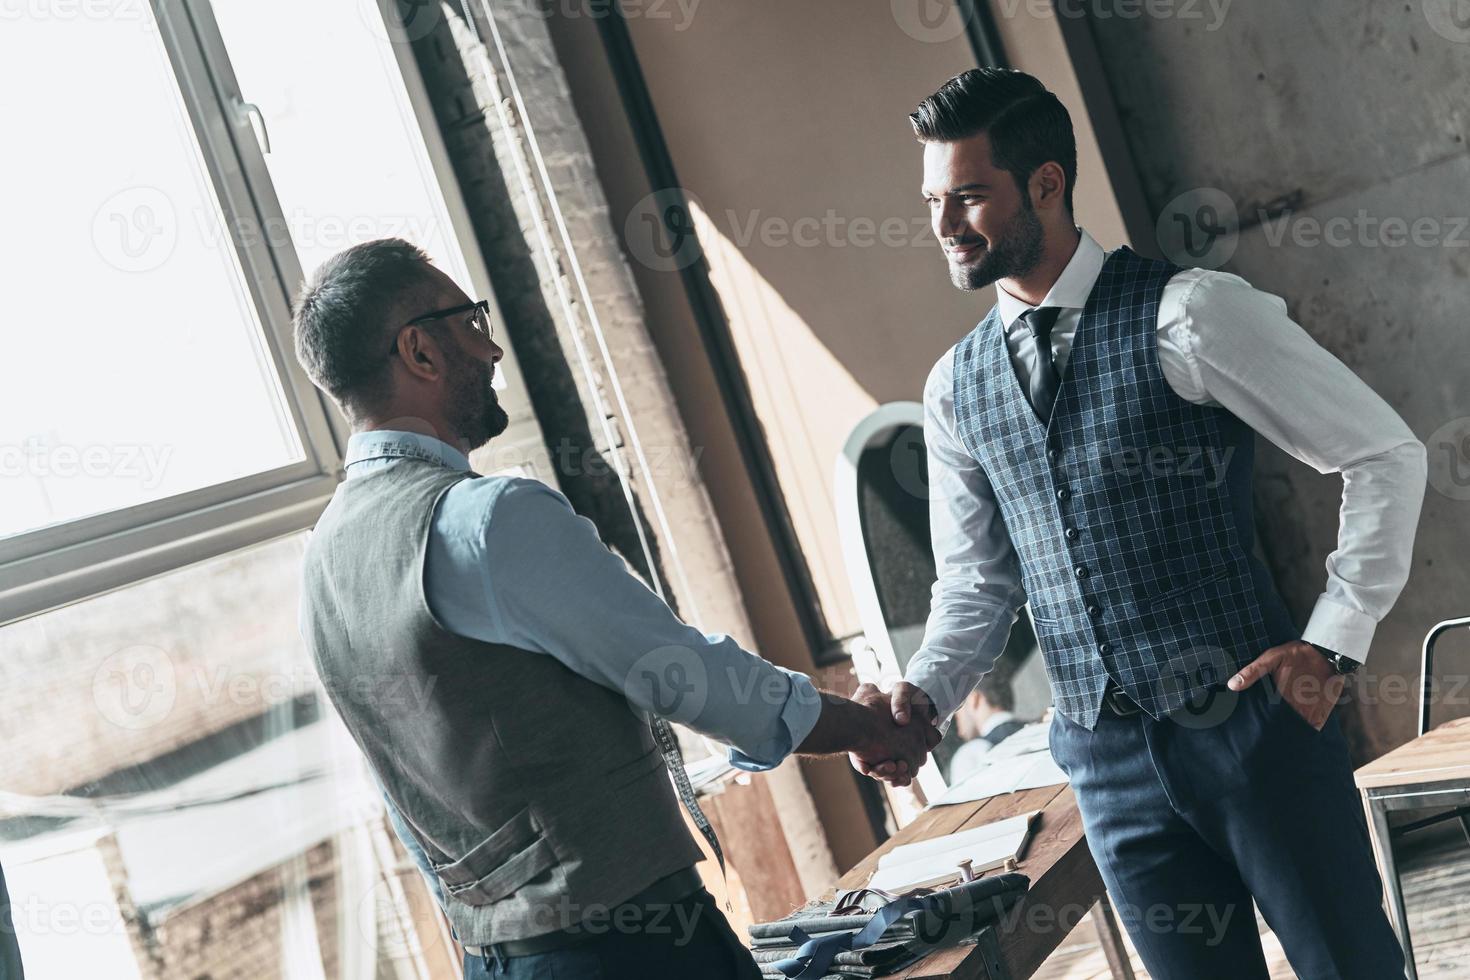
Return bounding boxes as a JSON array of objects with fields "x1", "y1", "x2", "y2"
[{"x1": 0, "y1": 0, "x2": 347, "y2": 626}]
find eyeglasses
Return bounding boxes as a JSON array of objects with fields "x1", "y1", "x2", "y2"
[{"x1": 387, "y1": 299, "x2": 495, "y2": 357}]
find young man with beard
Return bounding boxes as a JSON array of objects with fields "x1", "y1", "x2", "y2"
[
  {"x1": 858, "y1": 69, "x2": 1426, "y2": 977},
  {"x1": 292, "y1": 239, "x2": 940, "y2": 979}
]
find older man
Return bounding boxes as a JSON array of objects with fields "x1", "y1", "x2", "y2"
[{"x1": 292, "y1": 239, "x2": 938, "y2": 979}]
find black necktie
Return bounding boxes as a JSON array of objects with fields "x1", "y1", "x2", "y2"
[{"x1": 1018, "y1": 306, "x2": 1063, "y2": 423}]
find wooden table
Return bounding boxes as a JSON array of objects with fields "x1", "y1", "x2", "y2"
[
  {"x1": 811, "y1": 783, "x2": 1106, "y2": 979},
  {"x1": 1355, "y1": 716, "x2": 1470, "y2": 980}
]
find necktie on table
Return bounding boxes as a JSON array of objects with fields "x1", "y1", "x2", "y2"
[{"x1": 1017, "y1": 306, "x2": 1063, "y2": 424}]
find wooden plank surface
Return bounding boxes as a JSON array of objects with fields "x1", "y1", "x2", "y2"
[
  {"x1": 810, "y1": 783, "x2": 1104, "y2": 979},
  {"x1": 1355, "y1": 717, "x2": 1470, "y2": 790}
]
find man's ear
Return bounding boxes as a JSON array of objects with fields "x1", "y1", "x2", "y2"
[
  {"x1": 399, "y1": 325, "x2": 445, "y2": 381},
  {"x1": 1030, "y1": 161, "x2": 1068, "y2": 213}
]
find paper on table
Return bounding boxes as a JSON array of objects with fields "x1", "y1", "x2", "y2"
[
  {"x1": 932, "y1": 751, "x2": 1068, "y2": 806},
  {"x1": 867, "y1": 811, "x2": 1040, "y2": 892}
]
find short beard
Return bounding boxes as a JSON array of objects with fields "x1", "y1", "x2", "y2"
[
  {"x1": 948, "y1": 200, "x2": 1046, "y2": 291},
  {"x1": 443, "y1": 333, "x2": 510, "y2": 452}
]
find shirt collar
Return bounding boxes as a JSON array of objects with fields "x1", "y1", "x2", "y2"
[
  {"x1": 995, "y1": 227, "x2": 1105, "y2": 333},
  {"x1": 343, "y1": 429, "x2": 472, "y2": 476}
]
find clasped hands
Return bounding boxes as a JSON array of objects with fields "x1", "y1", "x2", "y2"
[{"x1": 847, "y1": 681, "x2": 942, "y2": 787}]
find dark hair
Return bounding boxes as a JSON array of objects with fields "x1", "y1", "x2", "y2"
[
  {"x1": 910, "y1": 68, "x2": 1077, "y2": 215},
  {"x1": 978, "y1": 671, "x2": 1016, "y2": 713},
  {"x1": 292, "y1": 238, "x2": 432, "y2": 418}
]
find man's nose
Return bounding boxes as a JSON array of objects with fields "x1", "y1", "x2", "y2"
[
  {"x1": 490, "y1": 340, "x2": 504, "y2": 364},
  {"x1": 937, "y1": 202, "x2": 966, "y2": 240}
]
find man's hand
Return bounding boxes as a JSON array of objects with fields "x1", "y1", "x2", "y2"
[
  {"x1": 848, "y1": 682, "x2": 941, "y2": 787},
  {"x1": 889, "y1": 680, "x2": 938, "y2": 728},
  {"x1": 1227, "y1": 639, "x2": 1345, "y2": 730}
]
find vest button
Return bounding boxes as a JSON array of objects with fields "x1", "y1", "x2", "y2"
[
  {"x1": 1064, "y1": 526, "x2": 1080, "y2": 541},
  {"x1": 1098, "y1": 641, "x2": 1113, "y2": 656},
  {"x1": 1074, "y1": 564, "x2": 1089, "y2": 579},
  {"x1": 1056, "y1": 488, "x2": 1071, "y2": 502},
  {"x1": 1087, "y1": 603, "x2": 1103, "y2": 618}
]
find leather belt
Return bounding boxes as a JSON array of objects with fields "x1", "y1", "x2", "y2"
[
  {"x1": 462, "y1": 866, "x2": 704, "y2": 960},
  {"x1": 1100, "y1": 680, "x2": 1143, "y2": 718}
]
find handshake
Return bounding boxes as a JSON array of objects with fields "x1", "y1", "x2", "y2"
[{"x1": 844, "y1": 681, "x2": 943, "y2": 788}]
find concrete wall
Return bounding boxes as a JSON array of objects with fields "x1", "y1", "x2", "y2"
[{"x1": 1073, "y1": 0, "x2": 1470, "y2": 755}]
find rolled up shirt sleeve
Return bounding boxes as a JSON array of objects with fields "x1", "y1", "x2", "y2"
[{"x1": 471, "y1": 478, "x2": 820, "y2": 769}]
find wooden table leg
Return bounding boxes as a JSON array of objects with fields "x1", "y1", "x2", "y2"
[
  {"x1": 1092, "y1": 893, "x2": 1135, "y2": 980},
  {"x1": 1362, "y1": 792, "x2": 1418, "y2": 980}
]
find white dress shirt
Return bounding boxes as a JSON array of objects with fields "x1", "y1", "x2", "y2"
[{"x1": 907, "y1": 229, "x2": 1428, "y2": 724}]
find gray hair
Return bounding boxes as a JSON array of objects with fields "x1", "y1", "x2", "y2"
[{"x1": 292, "y1": 238, "x2": 432, "y2": 418}]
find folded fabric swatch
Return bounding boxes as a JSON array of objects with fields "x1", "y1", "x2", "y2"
[
  {"x1": 751, "y1": 939, "x2": 917, "y2": 968},
  {"x1": 756, "y1": 941, "x2": 927, "y2": 978},
  {"x1": 749, "y1": 911, "x2": 879, "y2": 942},
  {"x1": 760, "y1": 874, "x2": 1030, "y2": 979}
]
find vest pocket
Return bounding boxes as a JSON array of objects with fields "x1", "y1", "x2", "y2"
[
  {"x1": 433, "y1": 806, "x2": 558, "y2": 906},
  {"x1": 1143, "y1": 566, "x2": 1233, "y2": 609}
]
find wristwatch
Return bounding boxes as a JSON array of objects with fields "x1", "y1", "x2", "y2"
[{"x1": 1308, "y1": 642, "x2": 1361, "y2": 675}]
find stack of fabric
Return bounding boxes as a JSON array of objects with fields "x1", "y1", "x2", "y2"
[
  {"x1": 747, "y1": 872, "x2": 1029, "y2": 979},
  {"x1": 749, "y1": 916, "x2": 925, "y2": 978}
]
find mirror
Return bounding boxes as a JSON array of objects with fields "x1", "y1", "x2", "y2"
[{"x1": 836, "y1": 403, "x2": 1050, "y2": 794}]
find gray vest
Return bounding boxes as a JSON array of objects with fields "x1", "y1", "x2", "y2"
[
  {"x1": 299, "y1": 459, "x2": 703, "y2": 944},
  {"x1": 953, "y1": 247, "x2": 1299, "y2": 729}
]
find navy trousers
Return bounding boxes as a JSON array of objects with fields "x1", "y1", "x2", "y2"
[
  {"x1": 1048, "y1": 674, "x2": 1407, "y2": 979},
  {"x1": 462, "y1": 888, "x2": 760, "y2": 980}
]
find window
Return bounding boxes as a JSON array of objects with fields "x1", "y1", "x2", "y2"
[
  {"x1": 0, "y1": 534, "x2": 457, "y2": 978},
  {"x1": 0, "y1": 0, "x2": 546, "y2": 974},
  {"x1": 0, "y1": 0, "x2": 343, "y2": 624}
]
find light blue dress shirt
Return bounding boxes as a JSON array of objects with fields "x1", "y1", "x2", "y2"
[{"x1": 336, "y1": 429, "x2": 821, "y2": 770}]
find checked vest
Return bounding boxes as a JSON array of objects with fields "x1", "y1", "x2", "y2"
[{"x1": 952, "y1": 247, "x2": 1300, "y2": 729}]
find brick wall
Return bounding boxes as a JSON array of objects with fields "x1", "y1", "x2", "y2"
[
  {"x1": 0, "y1": 534, "x2": 315, "y2": 799},
  {"x1": 111, "y1": 838, "x2": 339, "y2": 980}
]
